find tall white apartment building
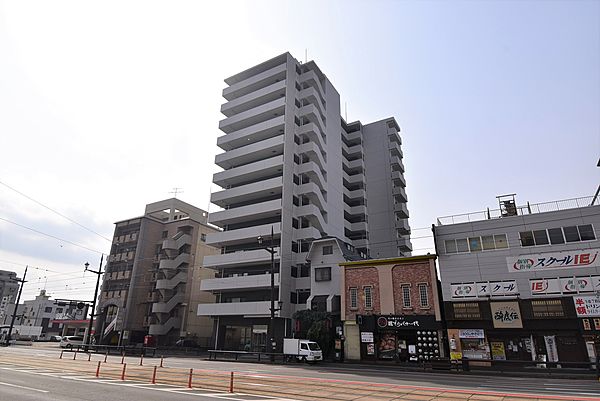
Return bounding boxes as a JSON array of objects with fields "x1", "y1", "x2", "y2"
[{"x1": 198, "y1": 53, "x2": 410, "y2": 351}]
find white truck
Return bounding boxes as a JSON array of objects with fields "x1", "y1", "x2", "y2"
[{"x1": 283, "y1": 338, "x2": 322, "y2": 363}]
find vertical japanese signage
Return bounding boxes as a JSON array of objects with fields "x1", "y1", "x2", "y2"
[
  {"x1": 573, "y1": 295, "x2": 600, "y2": 317},
  {"x1": 508, "y1": 249, "x2": 600, "y2": 272},
  {"x1": 490, "y1": 301, "x2": 523, "y2": 329}
]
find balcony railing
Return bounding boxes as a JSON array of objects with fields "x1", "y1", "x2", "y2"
[{"x1": 437, "y1": 196, "x2": 599, "y2": 225}]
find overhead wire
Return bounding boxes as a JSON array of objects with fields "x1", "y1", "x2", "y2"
[{"x1": 0, "y1": 179, "x2": 112, "y2": 242}]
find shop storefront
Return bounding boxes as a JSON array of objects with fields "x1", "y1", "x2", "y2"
[{"x1": 357, "y1": 315, "x2": 443, "y2": 362}]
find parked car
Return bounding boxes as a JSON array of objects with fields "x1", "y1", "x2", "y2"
[
  {"x1": 50, "y1": 335, "x2": 62, "y2": 342},
  {"x1": 60, "y1": 336, "x2": 84, "y2": 348},
  {"x1": 283, "y1": 338, "x2": 322, "y2": 363}
]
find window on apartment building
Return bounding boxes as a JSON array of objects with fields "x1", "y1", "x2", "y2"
[
  {"x1": 468, "y1": 237, "x2": 481, "y2": 252},
  {"x1": 315, "y1": 267, "x2": 331, "y2": 282},
  {"x1": 563, "y1": 226, "x2": 581, "y2": 242},
  {"x1": 444, "y1": 240, "x2": 458, "y2": 254},
  {"x1": 494, "y1": 234, "x2": 508, "y2": 248},
  {"x1": 200, "y1": 233, "x2": 206, "y2": 242},
  {"x1": 401, "y1": 285, "x2": 411, "y2": 308},
  {"x1": 293, "y1": 196, "x2": 299, "y2": 206},
  {"x1": 533, "y1": 230, "x2": 549, "y2": 245},
  {"x1": 418, "y1": 284, "x2": 429, "y2": 307},
  {"x1": 300, "y1": 264, "x2": 310, "y2": 277},
  {"x1": 44, "y1": 307, "x2": 53, "y2": 313},
  {"x1": 294, "y1": 135, "x2": 300, "y2": 145},
  {"x1": 293, "y1": 174, "x2": 300, "y2": 185},
  {"x1": 291, "y1": 265, "x2": 298, "y2": 277},
  {"x1": 290, "y1": 292, "x2": 298, "y2": 304},
  {"x1": 531, "y1": 299, "x2": 565, "y2": 318},
  {"x1": 297, "y1": 290, "x2": 310, "y2": 304},
  {"x1": 294, "y1": 154, "x2": 300, "y2": 164},
  {"x1": 481, "y1": 235, "x2": 495, "y2": 251},
  {"x1": 547, "y1": 228, "x2": 565, "y2": 244},
  {"x1": 456, "y1": 238, "x2": 469, "y2": 253},
  {"x1": 322, "y1": 245, "x2": 333, "y2": 255},
  {"x1": 364, "y1": 286, "x2": 373, "y2": 309},
  {"x1": 56, "y1": 308, "x2": 63, "y2": 313},
  {"x1": 292, "y1": 218, "x2": 299, "y2": 229},
  {"x1": 349, "y1": 287, "x2": 358, "y2": 309},
  {"x1": 161, "y1": 231, "x2": 168, "y2": 239},
  {"x1": 519, "y1": 231, "x2": 535, "y2": 247},
  {"x1": 579, "y1": 224, "x2": 596, "y2": 241},
  {"x1": 453, "y1": 302, "x2": 481, "y2": 319}
]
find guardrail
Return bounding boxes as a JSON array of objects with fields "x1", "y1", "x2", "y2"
[
  {"x1": 208, "y1": 349, "x2": 288, "y2": 362},
  {"x1": 66, "y1": 344, "x2": 157, "y2": 357}
]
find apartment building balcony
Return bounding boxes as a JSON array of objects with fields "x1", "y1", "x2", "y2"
[
  {"x1": 197, "y1": 301, "x2": 274, "y2": 317},
  {"x1": 293, "y1": 226, "x2": 322, "y2": 241},
  {"x1": 345, "y1": 204, "x2": 367, "y2": 216},
  {"x1": 211, "y1": 177, "x2": 283, "y2": 208},
  {"x1": 388, "y1": 130, "x2": 402, "y2": 145},
  {"x1": 392, "y1": 171, "x2": 406, "y2": 188},
  {"x1": 397, "y1": 237, "x2": 413, "y2": 252},
  {"x1": 343, "y1": 171, "x2": 365, "y2": 186},
  {"x1": 209, "y1": 199, "x2": 282, "y2": 227},
  {"x1": 344, "y1": 130, "x2": 362, "y2": 145},
  {"x1": 348, "y1": 221, "x2": 368, "y2": 233},
  {"x1": 396, "y1": 218, "x2": 411, "y2": 235},
  {"x1": 158, "y1": 253, "x2": 190, "y2": 270},
  {"x1": 223, "y1": 62, "x2": 287, "y2": 101},
  {"x1": 200, "y1": 273, "x2": 280, "y2": 292},
  {"x1": 217, "y1": 116, "x2": 284, "y2": 151},
  {"x1": 352, "y1": 238, "x2": 370, "y2": 249},
  {"x1": 392, "y1": 185, "x2": 408, "y2": 203},
  {"x1": 394, "y1": 202, "x2": 409, "y2": 218},
  {"x1": 295, "y1": 204, "x2": 327, "y2": 232},
  {"x1": 148, "y1": 317, "x2": 181, "y2": 336},
  {"x1": 296, "y1": 182, "x2": 327, "y2": 210},
  {"x1": 219, "y1": 97, "x2": 285, "y2": 134},
  {"x1": 297, "y1": 141, "x2": 327, "y2": 171},
  {"x1": 298, "y1": 87, "x2": 326, "y2": 118},
  {"x1": 298, "y1": 104, "x2": 326, "y2": 134},
  {"x1": 297, "y1": 161, "x2": 327, "y2": 191},
  {"x1": 344, "y1": 158, "x2": 364, "y2": 172},
  {"x1": 206, "y1": 222, "x2": 282, "y2": 247},
  {"x1": 296, "y1": 122, "x2": 326, "y2": 152},
  {"x1": 344, "y1": 187, "x2": 366, "y2": 200},
  {"x1": 215, "y1": 134, "x2": 284, "y2": 169},
  {"x1": 299, "y1": 70, "x2": 325, "y2": 101},
  {"x1": 213, "y1": 155, "x2": 284, "y2": 188},
  {"x1": 203, "y1": 248, "x2": 280, "y2": 269},
  {"x1": 151, "y1": 292, "x2": 185, "y2": 314},
  {"x1": 155, "y1": 271, "x2": 188, "y2": 291},
  {"x1": 389, "y1": 141, "x2": 403, "y2": 158},
  {"x1": 390, "y1": 154, "x2": 404, "y2": 173},
  {"x1": 162, "y1": 233, "x2": 192, "y2": 251},
  {"x1": 221, "y1": 80, "x2": 286, "y2": 117}
]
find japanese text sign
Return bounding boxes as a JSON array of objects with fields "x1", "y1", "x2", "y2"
[
  {"x1": 490, "y1": 301, "x2": 523, "y2": 328},
  {"x1": 508, "y1": 249, "x2": 600, "y2": 273},
  {"x1": 573, "y1": 295, "x2": 600, "y2": 317}
]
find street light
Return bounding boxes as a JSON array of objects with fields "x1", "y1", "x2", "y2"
[
  {"x1": 84, "y1": 255, "x2": 104, "y2": 351},
  {"x1": 258, "y1": 226, "x2": 279, "y2": 361}
]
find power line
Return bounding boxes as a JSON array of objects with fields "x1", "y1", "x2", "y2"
[
  {"x1": 0, "y1": 179, "x2": 112, "y2": 242},
  {"x1": 0, "y1": 216, "x2": 105, "y2": 254}
]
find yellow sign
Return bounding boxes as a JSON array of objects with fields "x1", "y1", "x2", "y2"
[
  {"x1": 450, "y1": 351, "x2": 462, "y2": 360},
  {"x1": 491, "y1": 342, "x2": 506, "y2": 360}
]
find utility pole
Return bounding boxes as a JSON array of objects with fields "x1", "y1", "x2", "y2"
[
  {"x1": 84, "y1": 254, "x2": 104, "y2": 351},
  {"x1": 258, "y1": 226, "x2": 278, "y2": 362},
  {"x1": 5, "y1": 266, "x2": 27, "y2": 346}
]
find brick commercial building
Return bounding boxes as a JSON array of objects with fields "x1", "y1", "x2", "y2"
[{"x1": 340, "y1": 255, "x2": 444, "y2": 362}]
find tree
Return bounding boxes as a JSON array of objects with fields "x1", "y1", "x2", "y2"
[{"x1": 292, "y1": 310, "x2": 334, "y2": 357}]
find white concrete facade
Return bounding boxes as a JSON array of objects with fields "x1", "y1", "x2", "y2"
[{"x1": 200, "y1": 53, "x2": 411, "y2": 328}]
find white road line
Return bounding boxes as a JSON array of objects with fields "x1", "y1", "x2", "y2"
[{"x1": 0, "y1": 381, "x2": 49, "y2": 393}]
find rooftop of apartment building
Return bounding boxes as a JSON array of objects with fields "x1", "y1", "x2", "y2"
[
  {"x1": 436, "y1": 194, "x2": 599, "y2": 226},
  {"x1": 113, "y1": 198, "x2": 212, "y2": 227}
]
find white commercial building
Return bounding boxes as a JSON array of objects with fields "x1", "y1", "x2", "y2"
[{"x1": 198, "y1": 52, "x2": 411, "y2": 351}]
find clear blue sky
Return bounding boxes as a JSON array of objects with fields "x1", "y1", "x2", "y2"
[{"x1": 0, "y1": 0, "x2": 598, "y2": 300}]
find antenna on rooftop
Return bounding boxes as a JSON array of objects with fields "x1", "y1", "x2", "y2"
[
  {"x1": 169, "y1": 187, "x2": 184, "y2": 198},
  {"x1": 345, "y1": 102, "x2": 348, "y2": 122}
]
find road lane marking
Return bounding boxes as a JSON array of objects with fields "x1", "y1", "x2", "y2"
[{"x1": 0, "y1": 381, "x2": 49, "y2": 393}]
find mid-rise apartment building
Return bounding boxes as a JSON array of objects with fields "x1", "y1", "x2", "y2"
[
  {"x1": 95, "y1": 198, "x2": 219, "y2": 346},
  {"x1": 0, "y1": 270, "x2": 19, "y2": 322},
  {"x1": 198, "y1": 52, "x2": 411, "y2": 351},
  {"x1": 433, "y1": 195, "x2": 600, "y2": 363}
]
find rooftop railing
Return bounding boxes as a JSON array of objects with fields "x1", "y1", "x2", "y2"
[{"x1": 436, "y1": 195, "x2": 599, "y2": 225}]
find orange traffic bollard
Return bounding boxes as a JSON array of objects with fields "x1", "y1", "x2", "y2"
[
  {"x1": 121, "y1": 355, "x2": 125, "y2": 364},
  {"x1": 59, "y1": 350, "x2": 63, "y2": 359},
  {"x1": 121, "y1": 363, "x2": 127, "y2": 381},
  {"x1": 188, "y1": 368, "x2": 193, "y2": 388},
  {"x1": 88, "y1": 353, "x2": 91, "y2": 361},
  {"x1": 151, "y1": 366, "x2": 157, "y2": 384},
  {"x1": 160, "y1": 355, "x2": 164, "y2": 367},
  {"x1": 73, "y1": 351, "x2": 77, "y2": 360},
  {"x1": 229, "y1": 371, "x2": 234, "y2": 393},
  {"x1": 104, "y1": 352, "x2": 108, "y2": 363},
  {"x1": 139, "y1": 354, "x2": 143, "y2": 366},
  {"x1": 95, "y1": 361, "x2": 101, "y2": 377}
]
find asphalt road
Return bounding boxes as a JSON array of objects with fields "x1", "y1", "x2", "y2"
[
  {"x1": 3, "y1": 343, "x2": 600, "y2": 399},
  {"x1": 0, "y1": 367, "x2": 292, "y2": 401}
]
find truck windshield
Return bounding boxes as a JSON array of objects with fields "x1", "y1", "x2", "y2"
[{"x1": 307, "y1": 343, "x2": 321, "y2": 351}]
